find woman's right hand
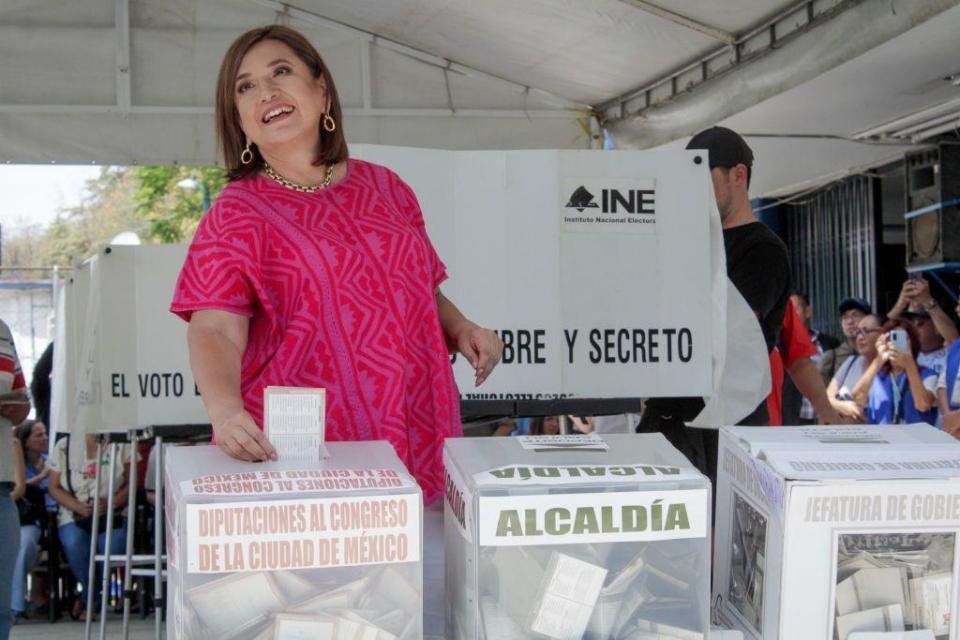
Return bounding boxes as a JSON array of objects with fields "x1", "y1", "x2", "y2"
[{"x1": 215, "y1": 410, "x2": 277, "y2": 462}]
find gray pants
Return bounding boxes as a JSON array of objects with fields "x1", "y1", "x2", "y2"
[{"x1": 0, "y1": 483, "x2": 20, "y2": 640}]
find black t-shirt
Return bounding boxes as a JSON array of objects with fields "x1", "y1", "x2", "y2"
[
  {"x1": 645, "y1": 222, "x2": 791, "y2": 423},
  {"x1": 723, "y1": 222, "x2": 791, "y2": 353}
]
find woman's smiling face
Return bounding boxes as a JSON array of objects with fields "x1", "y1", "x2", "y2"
[{"x1": 234, "y1": 39, "x2": 329, "y2": 152}]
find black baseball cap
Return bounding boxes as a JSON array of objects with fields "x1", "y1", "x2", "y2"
[
  {"x1": 838, "y1": 297, "x2": 872, "y2": 315},
  {"x1": 685, "y1": 126, "x2": 754, "y2": 170}
]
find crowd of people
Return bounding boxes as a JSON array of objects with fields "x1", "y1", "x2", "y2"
[
  {"x1": 788, "y1": 276, "x2": 960, "y2": 432},
  {"x1": 1, "y1": 336, "x2": 135, "y2": 629}
]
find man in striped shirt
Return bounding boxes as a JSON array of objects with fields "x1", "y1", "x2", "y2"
[{"x1": 0, "y1": 319, "x2": 30, "y2": 639}]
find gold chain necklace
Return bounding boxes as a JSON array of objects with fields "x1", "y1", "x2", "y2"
[{"x1": 263, "y1": 163, "x2": 334, "y2": 193}]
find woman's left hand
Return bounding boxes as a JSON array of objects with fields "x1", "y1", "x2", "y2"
[{"x1": 456, "y1": 325, "x2": 503, "y2": 386}]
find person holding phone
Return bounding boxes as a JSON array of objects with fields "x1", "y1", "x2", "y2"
[
  {"x1": 851, "y1": 319, "x2": 938, "y2": 425},
  {"x1": 937, "y1": 299, "x2": 960, "y2": 436},
  {"x1": 889, "y1": 276, "x2": 958, "y2": 373}
]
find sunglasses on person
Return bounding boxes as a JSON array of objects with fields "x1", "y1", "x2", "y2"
[{"x1": 853, "y1": 327, "x2": 881, "y2": 337}]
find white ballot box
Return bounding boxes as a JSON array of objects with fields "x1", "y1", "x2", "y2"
[
  {"x1": 714, "y1": 424, "x2": 960, "y2": 640},
  {"x1": 443, "y1": 433, "x2": 711, "y2": 640},
  {"x1": 164, "y1": 441, "x2": 422, "y2": 640}
]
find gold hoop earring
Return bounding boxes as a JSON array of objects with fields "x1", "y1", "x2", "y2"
[
  {"x1": 240, "y1": 141, "x2": 254, "y2": 165},
  {"x1": 322, "y1": 113, "x2": 336, "y2": 133}
]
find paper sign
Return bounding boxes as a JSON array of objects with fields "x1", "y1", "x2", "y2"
[
  {"x1": 474, "y1": 463, "x2": 702, "y2": 487},
  {"x1": 478, "y1": 488, "x2": 708, "y2": 546},
  {"x1": 264, "y1": 386, "x2": 326, "y2": 463},
  {"x1": 185, "y1": 494, "x2": 420, "y2": 573},
  {"x1": 763, "y1": 450, "x2": 960, "y2": 481},
  {"x1": 517, "y1": 434, "x2": 609, "y2": 452},
  {"x1": 181, "y1": 468, "x2": 414, "y2": 497},
  {"x1": 444, "y1": 460, "x2": 473, "y2": 542}
]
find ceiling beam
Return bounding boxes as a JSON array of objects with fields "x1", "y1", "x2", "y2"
[
  {"x1": 0, "y1": 104, "x2": 577, "y2": 119},
  {"x1": 600, "y1": 0, "x2": 835, "y2": 117},
  {"x1": 250, "y1": 0, "x2": 589, "y2": 112},
  {"x1": 617, "y1": 0, "x2": 735, "y2": 45},
  {"x1": 605, "y1": 0, "x2": 960, "y2": 149},
  {"x1": 114, "y1": 0, "x2": 131, "y2": 110}
]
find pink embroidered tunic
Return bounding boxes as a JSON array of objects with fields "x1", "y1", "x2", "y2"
[{"x1": 171, "y1": 159, "x2": 461, "y2": 503}]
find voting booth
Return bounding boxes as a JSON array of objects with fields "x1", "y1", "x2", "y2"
[
  {"x1": 715, "y1": 424, "x2": 960, "y2": 640},
  {"x1": 443, "y1": 434, "x2": 712, "y2": 639},
  {"x1": 164, "y1": 441, "x2": 422, "y2": 640},
  {"x1": 63, "y1": 244, "x2": 207, "y2": 434},
  {"x1": 350, "y1": 146, "x2": 720, "y2": 404}
]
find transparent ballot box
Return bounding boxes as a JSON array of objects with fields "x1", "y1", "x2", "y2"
[
  {"x1": 443, "y1": 434, "x2": 712, "y2": 640},
  {"x1": 164, "y1": 441, "x2": 422, "y2": 639},
  {"x1": 715, "y1": 424, "x2": 960, "y2": 640}
]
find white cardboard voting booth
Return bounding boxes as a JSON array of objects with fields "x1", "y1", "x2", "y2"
[
  {"x1": 444, "y1": 433, "x2": 712, "y2": 639},
  {"x1": 351, "y1": 147, "x2": 719, "y2": 402},
  {"x1": 715, "y1": 424, "x2": 960, "y2": 640},
  {"x1": 165, "y1": 441, "x2": 423, "y2": 640},
  {"x1": 69, "y1": 244, "x2": 206, "y2": 432}
]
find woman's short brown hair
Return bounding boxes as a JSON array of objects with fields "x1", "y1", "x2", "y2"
[{"x1": 215, "y1": 25, "x2": 348, "y2": 181}]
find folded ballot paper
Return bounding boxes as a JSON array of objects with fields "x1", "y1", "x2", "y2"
[
  {"x1": 181, "y1": 567, "x2": 418, "y2": 640},
  {"x1": 528, "y1": 552, "x2": 608, "y2": 640},
  {"x1": 836, "y1": 604, "x2": 906, "y2": 640},
  {"x1": 186, "y1": 572, "x2": 285, "y2": 638},
  {"x1": 264, "y1": 386, "x2": 327, "y2": 463}
]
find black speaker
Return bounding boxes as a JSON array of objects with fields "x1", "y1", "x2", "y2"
[{"x1": 905, "y1": 143, "x2": 960, "y2": 266}]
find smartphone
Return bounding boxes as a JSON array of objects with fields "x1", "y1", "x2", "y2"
[
  {"x1": 890, "y1": 328, "x2": 909, "y2": 353},
  {"x1": 908, "y1": 272, "x2": 922, "y2": 281}
]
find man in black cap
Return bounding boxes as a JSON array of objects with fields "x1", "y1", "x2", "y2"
[
  {"x1": 638, "y1": 126, "x2": 790, "y2": 483},
  {"x1": 819, "y1": 297, "x2": 871, "y2": 386}
]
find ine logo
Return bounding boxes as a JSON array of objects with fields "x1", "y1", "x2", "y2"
[
  {"x1": 566, "y1": 186, "x2": 599, "y2": 212},
  {"x1": 565, "y1": 185, "x2": 655, "y2": 215}
]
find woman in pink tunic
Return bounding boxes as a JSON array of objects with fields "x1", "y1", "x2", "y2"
[{"x1": 171, "y1": 26, "x2": 502, "y2": 503}]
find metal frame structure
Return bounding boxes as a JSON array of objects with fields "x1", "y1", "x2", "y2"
[
  {"x1": 0, "y1": 0, "x2": 588, "y2": 124},
  {"x1": 599, "y1": 0, "x2": 852, "y2": 121},
  {"x1": 783, "y1": 174, "x2": 878, "y2": 336}
]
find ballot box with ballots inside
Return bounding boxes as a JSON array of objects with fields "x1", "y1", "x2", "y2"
[
  {"x1": 714, "y1": 424, "x2": 960, "y2": 640},
  {"x1": 164, "y1": 441, "x2": 422, "y2": 640},
  {"x1": 444, "y1": 433, "x2": 712, "y2": 640}
]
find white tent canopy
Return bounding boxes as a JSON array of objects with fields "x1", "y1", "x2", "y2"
[{"x1": 1, "y1": 0, "x2": 958, "y2": 196}]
